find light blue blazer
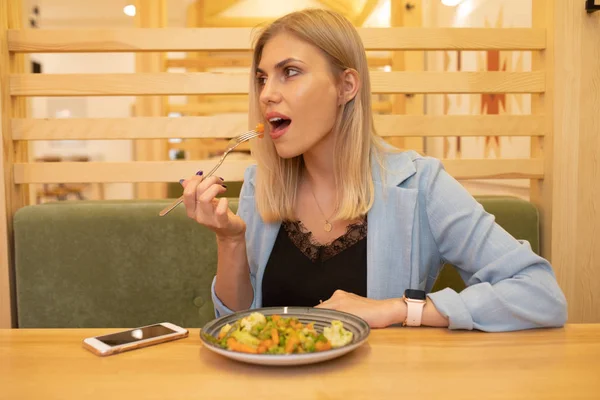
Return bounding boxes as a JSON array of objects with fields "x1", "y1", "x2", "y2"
[{"x1": 211, "y1": 151, "x2": 568, "y2": 331}]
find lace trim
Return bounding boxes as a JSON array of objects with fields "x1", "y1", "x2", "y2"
[{"x1": 282, "y1": 216, "x2": 367, "y2": 262}]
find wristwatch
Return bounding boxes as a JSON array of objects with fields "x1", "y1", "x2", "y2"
[{"x1": 402, "y1": 289, "x2": 427, "y2": 327}]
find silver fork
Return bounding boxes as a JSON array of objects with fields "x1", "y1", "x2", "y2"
[{"x1": 159, "y1": 127, "x2": 263, "y2": 217}]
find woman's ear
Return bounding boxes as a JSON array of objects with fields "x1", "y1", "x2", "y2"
[{"x1": 338, "y1": 68, "x2": 360, "y2": 106}]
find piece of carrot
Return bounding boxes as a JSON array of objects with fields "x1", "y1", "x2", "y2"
[
  {"x1": 271, "y1": 329, "x2": 279, "y2": 345},
  {"x1": 315, "y1": 341, "x2": 332, "y2": 352},
  {"x1": 227, "y1": 338, "x2": 258, "y2": 354},
  {"x1": 285, "y1": 335, "x2": 299, "y2": 354}
]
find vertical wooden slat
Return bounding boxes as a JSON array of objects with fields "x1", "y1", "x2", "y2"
[
  {"x1": 574, "y1": 2, "x2": 600, "y2": 322},
  {"x1": 388, "y1": 0, "x2": 407, "y2": 150},
  {"x1": 530, "y1": 0, "x2": 553, "y2": 261},
  {"x1": 185, "y1": 0, "x2": 215, "y2": 161},
  {"x1": 134, "y1": 0, "x2": 168, "y2": 199},
  {"x1": 0, "y1": 0, "x2": 25, "y2": 329},
  {"x1": 399, "y1": 0, "x2": 425, "y2": 153},
  {"x1": 0, "y1": 2, "x2": 12, "y2": 329}
]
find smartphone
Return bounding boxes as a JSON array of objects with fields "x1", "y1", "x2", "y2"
[{"x1": 83, "y1": 322, "x2": 189, "y2": 356}]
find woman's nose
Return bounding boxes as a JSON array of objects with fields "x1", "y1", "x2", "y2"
[{"x1": 259, "y1": 78, "x2": 282, "y2": 105}]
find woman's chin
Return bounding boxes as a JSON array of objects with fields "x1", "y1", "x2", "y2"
[{"x1": 274, "y1": 143, "x2": 303, "y2": 159}]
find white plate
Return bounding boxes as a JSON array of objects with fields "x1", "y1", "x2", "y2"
[{"x1": 200, "y1": 306, "x2": 370, "y2": 366}]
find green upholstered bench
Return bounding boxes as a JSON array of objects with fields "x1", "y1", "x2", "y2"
[{"x1": 13, "y1": 196, "x2": 539, "y2": 328}]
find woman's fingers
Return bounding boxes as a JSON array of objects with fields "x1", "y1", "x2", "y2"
[
  {"x1": 182, "y1": 176, "x2": 204, "y2": 218},
  {"x1": 180, "y1": 172, "x2": 234, "y2": 233},
  {"x1": 315, "y1": 298, "x2": 338, "y2": 309},
  {"x1": 195, "y1": 182, "x2": 227, "y2": 222},
  {"x1": 196, "y1": 176, "x2": 223, "y2": 194},
  {"x1": 215, "y1": 197, "x2": 230, "y2": 227}
]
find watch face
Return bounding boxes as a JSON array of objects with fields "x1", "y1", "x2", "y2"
[{"x1": 405, "y1": 289, "x2": 426, "y2": 300}]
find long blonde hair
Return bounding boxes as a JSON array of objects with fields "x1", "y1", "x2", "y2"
[{"x1": 249, "y1": 9, "x2": 384, "y2": 222}]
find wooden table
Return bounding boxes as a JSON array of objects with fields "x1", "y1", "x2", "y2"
[{"x1": 1, "y1": 325, "x2": 599, "y2": 399}]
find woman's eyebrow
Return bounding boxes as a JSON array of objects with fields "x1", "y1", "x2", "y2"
[{"x1": 256, "y1": 57, "x2": 305, "y2": 74}]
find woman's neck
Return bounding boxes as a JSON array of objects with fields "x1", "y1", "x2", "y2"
[{"x1": 301, "y1": 132, "x2": 336, "y2": 189}]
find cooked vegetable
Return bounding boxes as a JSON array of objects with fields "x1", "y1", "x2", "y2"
[
  {"x1": 206, "y1": 313, "x2": 353, "y2": 355},
  {"x1": 323, "y1": 320, "x2": 353, "y2": 348}
]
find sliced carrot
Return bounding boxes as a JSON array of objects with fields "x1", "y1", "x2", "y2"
[
  {"x1": 271, "y1": 329, "x2": 279, "y2": 345},
  {"x1": 290, "y1": 320, "x2": 303, "y2": 330},
  {"x1": 285, "y1": 335, "x2": 299, "y2": 354},
  {"x1": 271, "y1": 315, "x2": 281, "y2": 322},
  {"x1": 226, "y1": 338, "x2": 258, "y2": 354},
  {"x1": 257, "y1": 345, "x2": 267, "y2": 354},
  {"x1": 315, "y1": 341, "x2": 332, "y2": 352}
]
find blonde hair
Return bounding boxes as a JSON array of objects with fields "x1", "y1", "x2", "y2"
[{"x1": 248, "y1": 9, "x2": 385, "y2": 223}]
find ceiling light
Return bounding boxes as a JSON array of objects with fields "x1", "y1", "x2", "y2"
[
  {"x1": 441, "y1": 0, "x2": 464, "y2": 6},
  {"x1": 123, "y1": 5, "x2": 136, "y2": 17}
]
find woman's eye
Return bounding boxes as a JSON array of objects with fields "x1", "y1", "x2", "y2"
[
  {"x1": 285, "y1": 68, "x2": 300, "y2": 78},
  {"x1": 256, "y1": 76, "x2": 267, "y2": 85}
]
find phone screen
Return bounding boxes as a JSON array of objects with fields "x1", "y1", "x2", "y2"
[{"x1": 96, "y1": 324, "x2": 176, "y2": 346}]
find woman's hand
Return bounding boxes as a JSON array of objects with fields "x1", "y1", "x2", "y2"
[
  {"x1": 181, "y1": 173, "x2": 246, "y2": 240},
  {"x1": 315, "y1": 290, "x2": 406, "y2": 328}
]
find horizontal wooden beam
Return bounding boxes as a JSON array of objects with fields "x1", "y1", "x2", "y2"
[
  {"x1": 166, "y1": 99, "x2": 393, "y2": 115},
  {"x1": 441, "y1": 159, "x2": 544, "y2": 180},
  {"x1": 166, "y1": 55, "x2": 393, "y2": 69},
  {"x1": 13, "y1": 158, "x2": 544, "y2": 183},
  {"x1": 13, "y1": 160, "x2": 254, "y2": 183},
  {"x1": 12, "y1": 115, "x2": 545, "y2": 140},
  {"x1": 8, "y1": 28, "x2": 546, "y2": 53},
  {"x1": 374, "y1": 115, "x2": 546, "y2": 137},
  {"x1": 12, "y1": 115, "x2": 250, "y2": 140},
  {"x1": 168, "y1": 102, "x2": 249, "y2": 115},
  {"x1": 10, "y1": 72, "x2": 545, "y2": 96}
]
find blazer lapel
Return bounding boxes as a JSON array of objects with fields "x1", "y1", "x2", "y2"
[
  {"x1": 367, "y1": 153, "x2": 419, "y2": 300},
  {"x1": 248, "y1": 219, "x2": 280, "y2": 309}
]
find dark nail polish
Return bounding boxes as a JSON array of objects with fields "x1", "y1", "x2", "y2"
[
  {"x1": 221, "y1": 184, "x2": 228, "y2": 189},
  {"x1": 196, "y1": 170, "x2": 203, "y2": 176},
  {"x1": 219, "y1": 177, "x2": 224, "y2": 181},
  {"x1": 179, "y1": 179, "x2": 185, "y2": 184}
]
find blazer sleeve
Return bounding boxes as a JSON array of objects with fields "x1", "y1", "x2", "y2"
[
  {"x1": 211, "y1": 165, "x2": 257, "y2": 318},
  {"x1": 423, "y1": 159, "x2": 568, "y2": 331}
]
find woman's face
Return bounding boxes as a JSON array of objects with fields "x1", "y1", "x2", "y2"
[{"x1": 256, "y1": 32, "x2": 341, "y2": 159}]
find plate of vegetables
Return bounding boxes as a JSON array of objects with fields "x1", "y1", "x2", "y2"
[{"x1": 200, "y1": 307, "x2": 370, "y2": 366}]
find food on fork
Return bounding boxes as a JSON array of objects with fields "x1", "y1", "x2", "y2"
[
  {"x1": 204, "y1": 312, "x2": 353, "y2": 355},
  {"x1": 256, "y1": 122, "x2": 265, "y2": 138}
]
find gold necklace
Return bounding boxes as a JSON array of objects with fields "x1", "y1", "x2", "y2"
[{"x1": 309, "y1": 185, "x2": 336, "y2": 232}]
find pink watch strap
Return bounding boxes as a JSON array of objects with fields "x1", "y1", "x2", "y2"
[{"x1": 405, "y1": 299, "x2": 426, "y2": 326}]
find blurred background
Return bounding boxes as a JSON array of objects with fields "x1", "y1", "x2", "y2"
[{"x1": 22, "y1": 0, "x2": 534, "y2": 203}]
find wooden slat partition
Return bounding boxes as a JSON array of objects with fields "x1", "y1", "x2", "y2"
[
  {"x1": 7, "y1": 28, "x2": 546, "y2": 52},
  {"x1": 13, "y1": 159, "x2": 544, "y2": 184},
  {"x1": 12, "y1": 115, "x2": 546, "y2": 140},
  {"x1": 9, "y1": 71, "x2": 545, "y2": 96}
]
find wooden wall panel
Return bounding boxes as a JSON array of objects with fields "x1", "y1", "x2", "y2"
[{"x1": 550, "y1": 0, "x2": 600, "y2": 322}]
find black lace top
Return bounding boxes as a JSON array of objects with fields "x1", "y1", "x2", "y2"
[{"x1": 261, "y1": 217, "x2": 368, "y2": 307}]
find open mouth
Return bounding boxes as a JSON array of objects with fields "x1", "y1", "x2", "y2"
[{"x1": 269, "y1": 117, "x2": 292, "y2": 133}]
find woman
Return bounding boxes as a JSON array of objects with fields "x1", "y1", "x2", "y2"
[{"x1": 181, "y1": 9, "x2": 567, "y2": 331}]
